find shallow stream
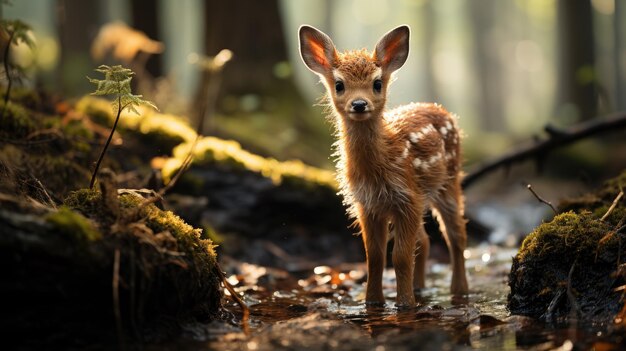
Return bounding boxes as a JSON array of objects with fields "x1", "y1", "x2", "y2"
[{"x1": 149, "y1": 244, "x2": 623, "y2": 350}]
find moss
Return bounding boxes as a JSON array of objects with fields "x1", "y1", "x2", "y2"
[
  {"x1": 65, "y1": 188, "x2": 217, "y2": 266},
  {"x1": 119, "y1": 193, "x2": 217, "y2": 264},
  {"x1": 162, "y1": 136, "x2": 336, "y2": 189},
  {"x1": 63, "y1": 188, "x2": 103, "y2": 219},
  {"x1": 510, "y1": 171, "x2": 626, "y2": 324},
  {"x1": 45, "y1": 206, "x2": 102, "y2": 242},
  {"x1": 559, "y1": 170, "x2": 626, "y2": 214},
  {"x1": 76, "y1": 96, "x2": 196, "y2": 154},
  {"x1": 0, "y1": 86, "x2": 42, "y2": 109},
  {"x1": 0, "y1": 101, "x2": 36, "y2": 138},
  {"x1": 518, "y1": 211, "x2": 616, "y2": 262},
  {"x1": 0, "y1": 145, "x2": 90, "y2": 197}
]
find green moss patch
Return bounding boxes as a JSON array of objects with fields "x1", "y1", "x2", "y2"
[
  {"x1": 76, "y1": 96, "x2": 196, "y2": 155},
  {"x1": 162, "y1": 136, "x2": 336, "y2": 189},
  {"x1": 509, "y1": 171, "x2": 626, "y2": 324},
  {"x1": 45, "y1": 206, "x2": 102, "y2": 242}
]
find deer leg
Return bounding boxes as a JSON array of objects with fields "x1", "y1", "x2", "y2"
[
  {"x1": 413, "y1": 222, "x2": 429, "y2": 291},
  {"x1": 359, "y1": 209, "x2": 388, "y2": 304},
  {"x1": 392, "y1": 213, "x2": 419, "y2": 307},
  {"x1": 432, "y1": 183, "x2": 469, "y2": 295}
]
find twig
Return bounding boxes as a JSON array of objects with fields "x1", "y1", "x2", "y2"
[
  {"x1": 33, "y1": 177, "x2": 56, "y2": 210},
  {"x1": 156, "y1": 136, "x2": 198, "y2": 197},
  {"x1": 463, "y1": 112, "x2": 626, "y2": 188},
  {"x1": 214, "y1": 261, "x2": 249, "y2": 334},
  {"x1": 526, "y1": 184, "x2": 557, "y2": 215},
  {"x1": 112, "y1": 248, "x2": 124, "y2": 350},
  {"x1": 601, "y1": 190, "x2": 624, "y2": 221}
]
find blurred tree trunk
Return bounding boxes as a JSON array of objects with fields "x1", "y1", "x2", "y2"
[
  {"x1": 199, "y1": 0, "x2": 287, "y2": 95},
  {"x1": 130, "y1": 0, "x2": 162, "y2": 78},
  {"x1": 57, "y1": 0, "x2": 102, "y2": 96},
  {"x1": 422, "y1": 0, "x2": 438, "y2": 102},
  {"x1": 615, "y1": 0, "x2": 625, "y2": 111},
  {"x1": 193, "y1": 0, "x2": 305, "y2": 134},
  {"x1": 557, "y1": 0, "x2": 596, "y2": 121},
  {"x1": 469, "y1": 0, "x2": 504, "y2": 131}
]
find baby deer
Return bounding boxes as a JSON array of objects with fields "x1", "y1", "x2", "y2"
[{"x1": 299, "y1": 25, "x2": 468, "y2": 306}]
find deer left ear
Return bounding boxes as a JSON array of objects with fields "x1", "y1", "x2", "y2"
[{"x1": 374, "y1": 25, "x2": 410, "y2": 73}]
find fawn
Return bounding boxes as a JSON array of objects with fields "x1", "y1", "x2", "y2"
[{"x1": 298, "y1": 25, "x2": 468, "y2": 306}]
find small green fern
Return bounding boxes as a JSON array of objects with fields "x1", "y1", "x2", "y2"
[
  {"x1": 87, "y1": 65, "x2": 158, "y2": 189},
  {"x1": 1, "y1": 19, "x2": 35, "y2": 118},
  {"x1": 1, "y1": 19, "x2": 35, "y2": 49}
]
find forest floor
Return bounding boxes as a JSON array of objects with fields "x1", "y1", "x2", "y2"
[{"x1": 2, "y1": 89, "x2": 626, "y2": 350}]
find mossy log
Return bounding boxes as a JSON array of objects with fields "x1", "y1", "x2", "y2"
[
  {"x1": 0, "y1": 189, "x2": 222, "y2": 346},
  {"x1": 508, "y1": 171, "x2": 626, "y2": 324}
]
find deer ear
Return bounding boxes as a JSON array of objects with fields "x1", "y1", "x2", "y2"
[
  {"x1": 374, "y1": 25, "x2": 410, "y2": 73},
  {"x1": 299, "y1": 25, "x2": 337, "y2": 75}
]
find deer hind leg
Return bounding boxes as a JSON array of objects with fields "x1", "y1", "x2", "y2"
[
  {"x1": 413, "y1": 222, "x2": 429, "y2": 291},
  {"x1": 359, "y1": 208, "x2": 388, "y2": 304},
  {"x1": 432, "y1": 182, "x2": 469, "y2": 295}
]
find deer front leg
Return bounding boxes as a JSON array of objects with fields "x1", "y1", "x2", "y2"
[
  {"x1": 392, "y1": 213, "x2": 419, "y2": 307},
  {"x1": 359, "y1": 208, "x2": 388, "y2": 305}
]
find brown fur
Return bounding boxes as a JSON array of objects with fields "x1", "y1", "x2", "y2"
[{"x1": 299, "y1": 25, "x2": 468, "y2": 306}]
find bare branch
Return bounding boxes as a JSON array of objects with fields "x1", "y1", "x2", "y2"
[
  {"x1": 463, "y1": 112, "x2": 626, "y2": 188},
  {"x1": 527, "y1": 184, "x2": 557, "y2": 215}
]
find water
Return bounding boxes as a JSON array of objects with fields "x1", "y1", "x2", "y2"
[{"x1": 148, "y1": 245, "x2": 624, "y2": 351}]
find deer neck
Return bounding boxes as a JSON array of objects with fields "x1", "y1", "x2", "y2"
[{"x1": 337, "y1": 115, "x2": 391, "y2": 178}]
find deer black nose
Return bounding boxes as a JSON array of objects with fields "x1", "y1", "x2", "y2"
[{"x1": 351, "y1": 100, "x2": 368, "y2": 113}]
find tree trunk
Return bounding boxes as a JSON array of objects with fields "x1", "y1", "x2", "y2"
[
  {"x1": 469, "y1": 0, "x2": 504, "y2": 131},
  {"x1": 557, "y1": 0, "x2": 596, "y2": 121},
  {"x1": 130, "y1": 0, "x2": 162, "y2": 78},
  {"x1": 57, "y1": 0, "x2": 102, "y2": 96}
]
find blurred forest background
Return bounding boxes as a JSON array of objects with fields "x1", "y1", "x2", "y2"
[{"x1": 5, "y1": 0, "x2": 626, "y2": 175}]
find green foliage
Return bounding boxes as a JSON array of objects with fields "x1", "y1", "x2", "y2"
[
  {"x1": 87, "y1": 65, "x2": 158, "y2": 189},
  {"x1": 0, "y1": 19, "x2": 35, "y2": 49},
  {"x1": 0, "y1": 100, "x2": 34, "y2": 137},
  {"x1": 162, "y1": 136, "x2": 337, "y2": 189},
  {"x1": 45, "y1": 206, "x2": 102, "y2": 242},
  {"x1": 87, "y1": 65, "x2": 157, "y2": 115},
  {"x1": 64, "y1": 188, "x2": 217, "y2": 264}
]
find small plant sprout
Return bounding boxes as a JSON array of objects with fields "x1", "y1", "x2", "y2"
[
  {"x1": 87, "y1": 65, "x2": 157, "y2": 189},
  {"x1": 0, "y1": 19, "x2": 35, "y2": 119}
]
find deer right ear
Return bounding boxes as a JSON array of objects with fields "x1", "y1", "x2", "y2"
[{"x1": 299, "y1": 25, "x2": 337, "y2": 75}]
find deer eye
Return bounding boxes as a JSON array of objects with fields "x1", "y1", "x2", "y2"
[
  {"x1": 335, "y1": 81, "x2": 345, "y2": 93},
  {"x1": 373, "y1": 79, "x2": 383, "y2": 93}
]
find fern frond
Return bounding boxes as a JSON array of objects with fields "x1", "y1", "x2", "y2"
[
  {"x1": 1, "y1": 19, "x2": 35, "y2": 49},
  {"x1": 87, "y1": 65, "x2": 158, "y2": 115}
]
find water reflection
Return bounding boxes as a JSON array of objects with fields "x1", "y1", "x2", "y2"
[{"x1": 160, "y1": 246, "x2": 624, "y2": 350}]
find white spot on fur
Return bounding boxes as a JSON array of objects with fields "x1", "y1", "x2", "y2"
[
  {"x1": 398, "y1": 140, "x2": 410, "y2": 162},
  {"x1": 428, "y1": 152, "x2": 442, "y2": 164},
  {"x1": 412, "y1": 158, "x2": 422, "y2": 169},
  {"x1": 440, "y1": 127, "x2": 448, "y2": 136},
  {"x1": 410, "y1": 124, "x2": 437, "y2": 144},
  {"x1": 445, "y1": 121, "x2": 452, "y2": 130}
]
